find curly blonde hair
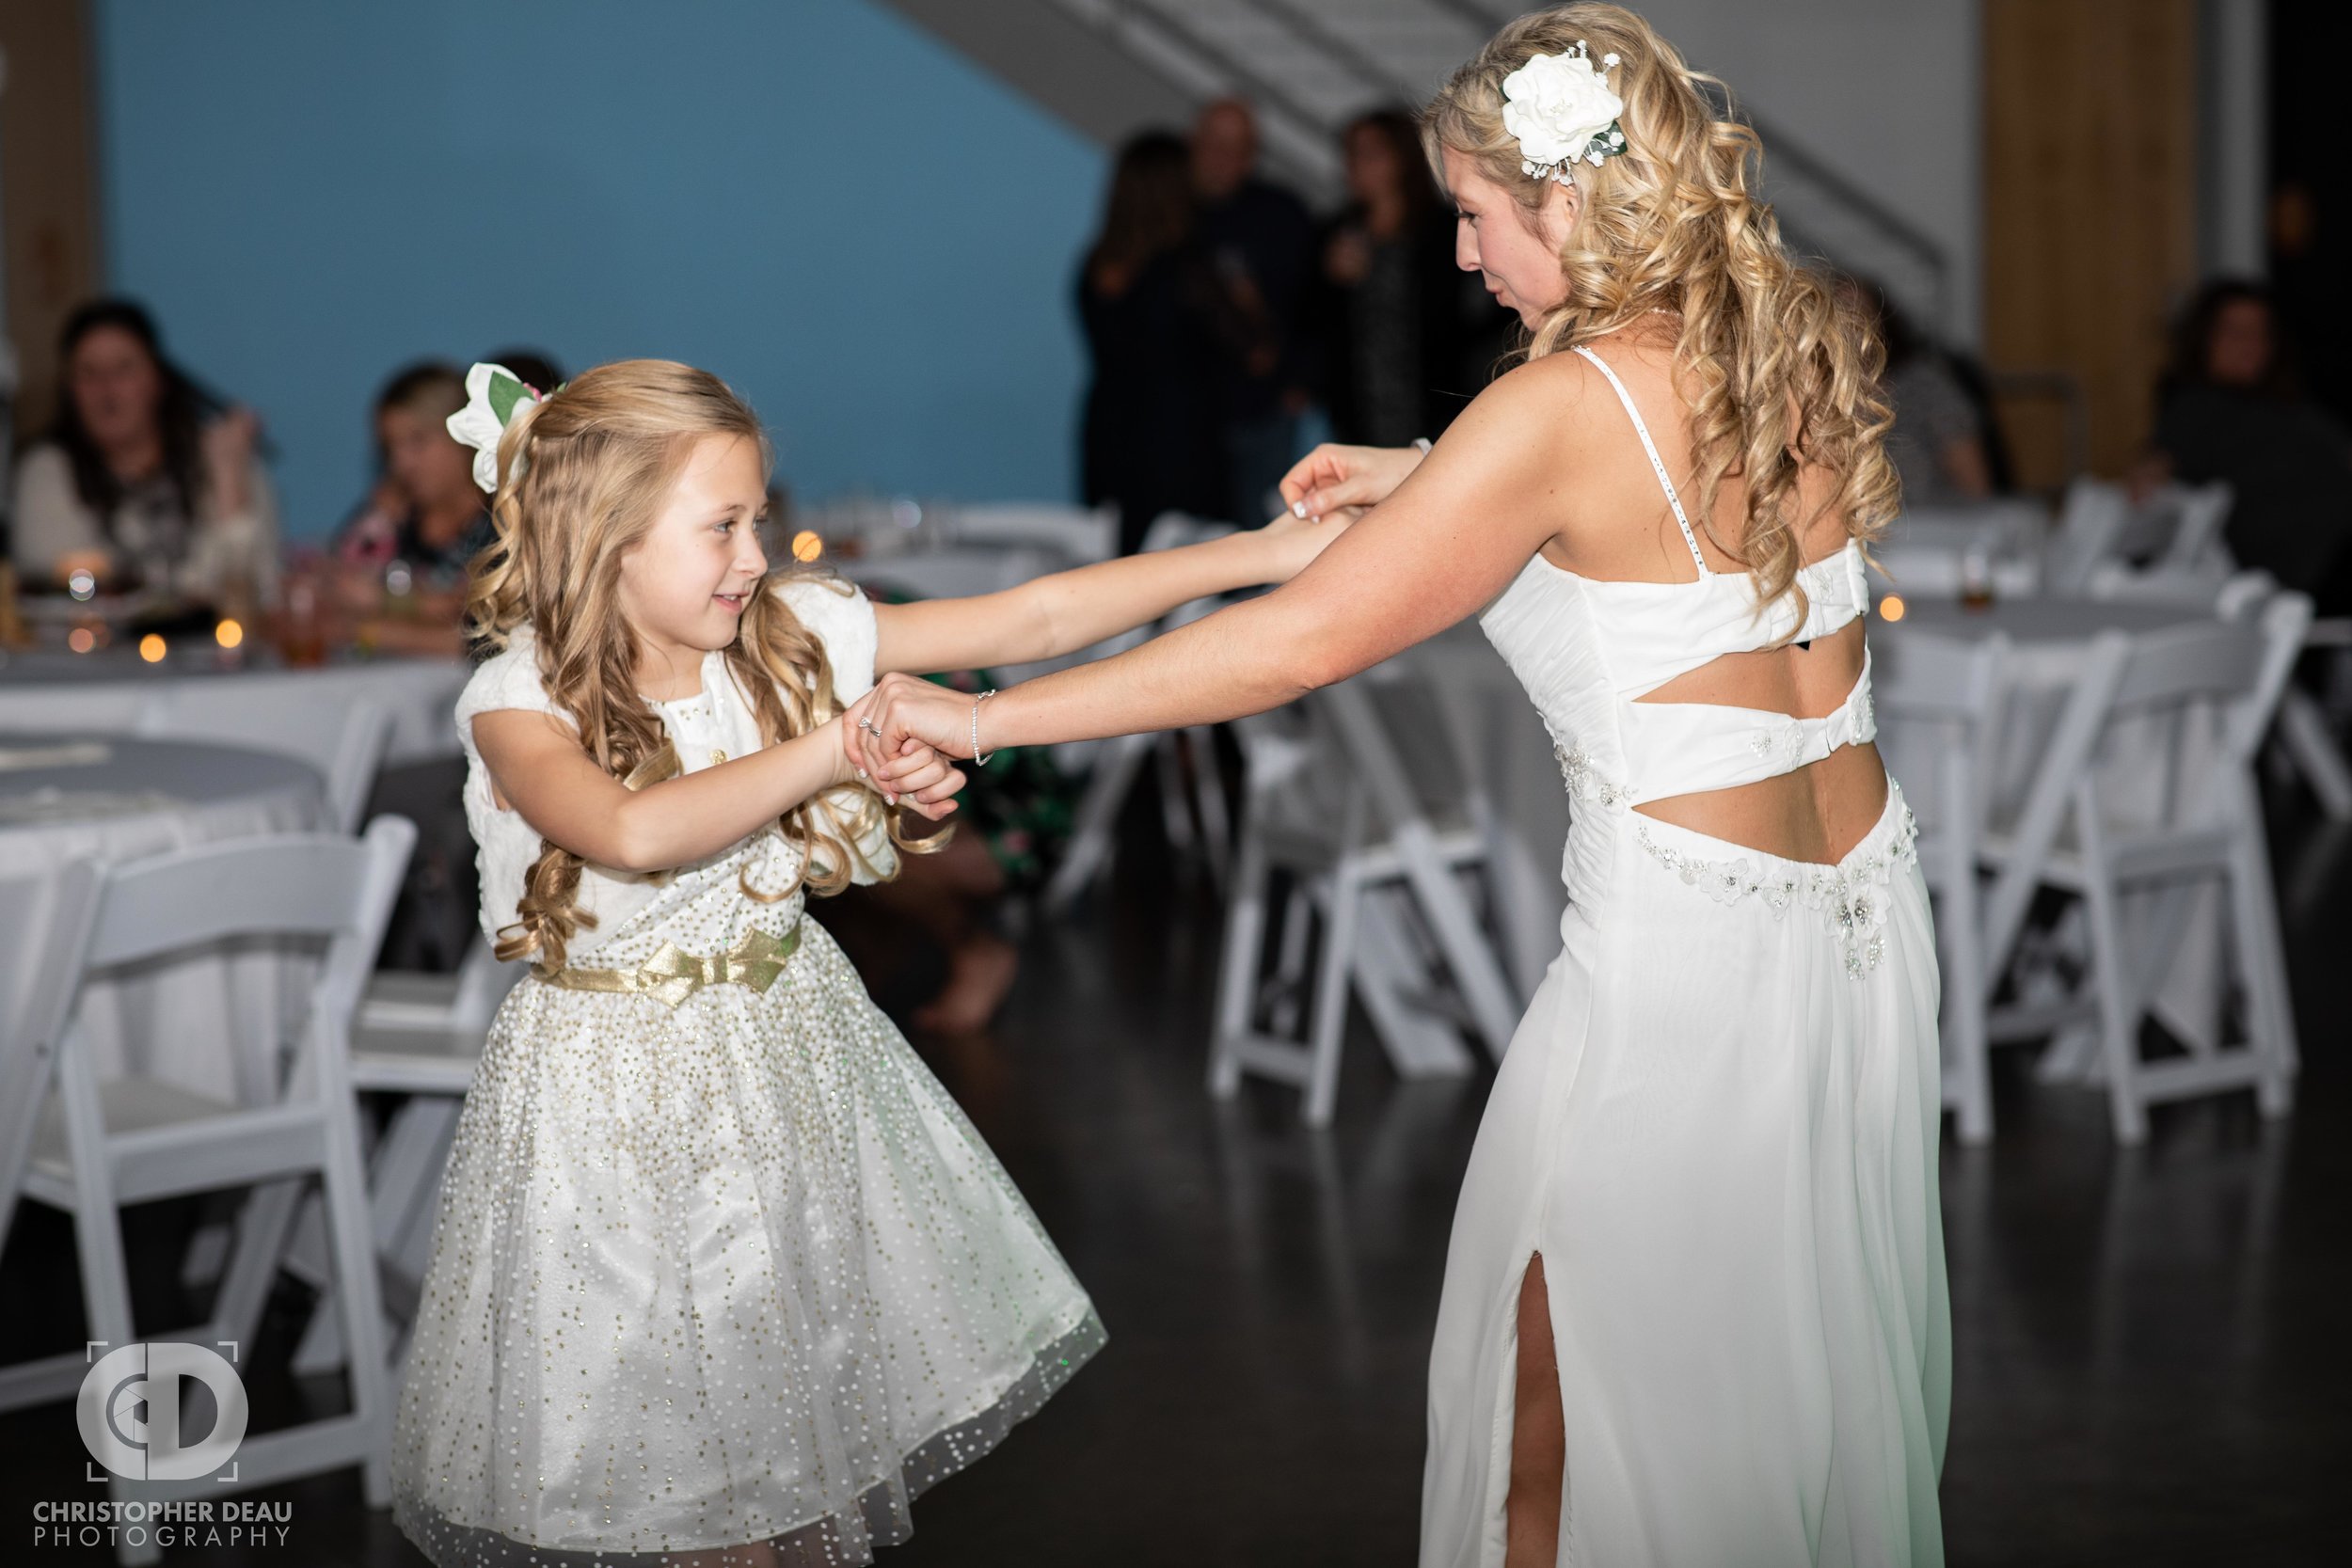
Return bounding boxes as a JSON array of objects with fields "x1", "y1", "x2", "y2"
[
  {"x1": 1424, "y1": 3, "x2": 1898, "y2": 626},
  {"x1": 463, "y1": 357, "x2": 935, "y2": 968}
]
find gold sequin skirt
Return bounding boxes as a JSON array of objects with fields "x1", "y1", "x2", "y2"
[{"x1": 389, "y1": 880, "x2": 1104, "y2": 1567}]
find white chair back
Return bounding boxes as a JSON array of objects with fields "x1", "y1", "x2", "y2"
[
  {"x1": 0, "y1": 862, "x2": 103, "y2": 1260},
  {"x1": 2152, "y1": 481, "x2": 2235, "y2": 571},
  {"x1": 138, "y1": 685, "x2": 392, "y2": 833},
  {"x1": 1874, "y1": 630, "x2": 2010, "y2": 1141},
  {"x1": 82, "y1": 818, "x2": 416, "y2": 1047},
  {"x1": 2043, "y1": 478, "x2": 2132, "y2": 594}
]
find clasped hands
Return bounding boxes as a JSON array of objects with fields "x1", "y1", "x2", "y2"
[{"x1": 843, "y1": 679, "x2": 988, "y2": 816}]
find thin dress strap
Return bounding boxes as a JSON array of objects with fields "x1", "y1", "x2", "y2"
[{"x1": 1571, "y1": 344, "x2": 1710, "y2": 578}]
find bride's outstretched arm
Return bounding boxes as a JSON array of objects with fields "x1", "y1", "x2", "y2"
[
  {"x1": 867, "y1": 507, "x2": 1351, "y2": 678},
  {"x1": 849, "y1": 361, "x2": 1582, "y2": 775}
]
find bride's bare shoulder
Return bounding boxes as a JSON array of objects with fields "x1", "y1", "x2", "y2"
[{"x1": 1449, "y1": 352, "x2": 1614, "y2": 457}]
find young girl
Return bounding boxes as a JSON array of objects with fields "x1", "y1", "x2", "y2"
[{"x1": 387, "y1": 357, "x2": 1344, "y2": 1567}]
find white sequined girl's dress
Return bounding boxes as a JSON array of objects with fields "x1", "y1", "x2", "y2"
[{"x1": 390, "y1": 576, "x2": 1104, "y2": 1567}]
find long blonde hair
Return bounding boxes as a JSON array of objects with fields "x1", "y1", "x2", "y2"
[
  {"x1": 1423, "y1": 3, "x2": 1898, "y2": 624},
  {"x1": 464, "y1": 357, "x2": 934, "y2": 968}
]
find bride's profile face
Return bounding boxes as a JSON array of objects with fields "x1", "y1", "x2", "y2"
[{"x1": 1442, "y1": 145, "x2": 1572, "y2": 326}]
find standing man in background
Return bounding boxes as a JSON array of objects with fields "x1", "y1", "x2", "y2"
[{"x1": 1191, "y1": 98, "x2": 1313, "y2": 526}]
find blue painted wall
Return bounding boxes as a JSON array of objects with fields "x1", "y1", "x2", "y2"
[{"x1": 91, "y1": 0, "x2": 1105, "y2": 539}]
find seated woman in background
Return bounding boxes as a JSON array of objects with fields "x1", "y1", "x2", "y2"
[
  {"x1": 332, "y1": 360, "x2": 495, "y2": 655},
  {"x1": 2146, "y1": 279, "x2": 2352, "y2": 611},
  {"x1": 11, "y1": 297, "x2": 279, "y2": 605}
]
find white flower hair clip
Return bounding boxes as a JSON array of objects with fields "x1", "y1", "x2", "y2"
[
  {"x1": 1501, "y1": 40, "x2": 1627, "y2": 185},
  {"x1": 447, "y1": 361, "x2": 562, "y2": 495}
]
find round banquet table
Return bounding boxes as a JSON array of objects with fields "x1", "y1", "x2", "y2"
[
  {"x1": 0, "y1": 648, "x2": 470, "y2": 764},
  {"x1": 0, "y1": 734, "x2": 328, "y2": 1104}
]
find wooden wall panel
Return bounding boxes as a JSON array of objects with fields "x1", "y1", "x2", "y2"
[
  {"x1": 1983, "y1": 0, "x2": 2198, "y2": 487},
  {"x1": 1, "y1": 0, "x2": 104, "y2": 438}
]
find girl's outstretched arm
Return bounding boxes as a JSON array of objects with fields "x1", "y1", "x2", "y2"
[
  {"x1": 846, "y1": 358, "x2": 1591, "y2": 778},
  {"x1": 868, "y1": 507, "x2": 1352, "y2": 678},
  {"x1": 472, "y1": 710, "x2": 961, "y2": 876}
]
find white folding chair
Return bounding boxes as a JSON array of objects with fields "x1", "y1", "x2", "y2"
[
  {"x1": 949, "y1": 501, "x2": 1118, "y2": 562},
  {"x1": 2042, "y1": 477, "x2": 2133, "y2": 595},
  {"x1": 0, "y1": 863, "x2": 107, "y2": 1263},
  {"x1": 285, "y1": 994, "x2": 495, "y2": 1377},
  {"x1": 138, "y1": 685, "x2": 393, "y2": 834},
  {"x1": 284, "y1": 930, "x2": 516, "y2": 1374},
  {"x1": 356, "y1": 932, "x2": 524, "y2": 1036},
  {"x1": 1043, "y1": 513, "x2": 1243, "y2": 911},
  {"x1": 1875, "y1": 630, "x2": 2010, "y2": 1143},
  {"x1": 2088, "y1": 564, "x2": 2352, "y2": 820},
  {"x1": 2149, "y1": 481, "x2": 2235, "y2": 572},
  {"x1": 1209, "y1": 668, "x2": 1518, "y2": 1125},
  {"x1": 1996, "y1": 612, "x2": 2301, "y2": 1140},
  {"x1": 0, "y1": 819, "x2": 414, "y2": 1563}
]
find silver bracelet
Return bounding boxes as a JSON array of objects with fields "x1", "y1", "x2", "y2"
[
  {"x1": 1412, "y1": 436, "x2": 1433, "y2": 454},
  {"x1": 970, "y1": 689, "x2": 996, "y2": 765}
]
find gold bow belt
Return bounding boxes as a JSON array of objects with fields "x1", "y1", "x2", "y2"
[{"x1": 534, "y1": 922, "x2": 801, "y2": 1008}]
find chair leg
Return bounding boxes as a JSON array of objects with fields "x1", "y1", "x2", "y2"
[
  {"x1": 2224, "y1": 794, "x2": 2299, "y2": 1116},
  {"x1": 2278, "y1": 688, "x2": 2352, "y2": 819},
  {"x1": 1210, "y1": 825, "x2": 1272, "y2": 1099},
  {"x1": 1268, "y1": 883, "x2": 1313, "y2": 1034},
  {"x1": 68, "y1": 1197, "x2": 168, "y2": 1567},
  {"x1": 1041, "y1": 732, "x2": 1152, "y2": 913},
  {"x1": 1187, "y1": 726, "x2": 1233, "y2": 882},
  {"x1": 319, "y1": 1101, "x2": 397, "y2": 1508},
  {"x1": 2077, "y1": 861, "x2": 2149, "y2": 1144},
  {"x1": 1942, "y1": 853, "x2": 1994, "y2": 1145},
  {"x1": 1154, "y1": 731, "x2": 1198, "y2": 856},
  {"x1": 1303, "y1": 866, "x2": 1363, "y2": 1128},
  {"x1": 209, "y1": 1178, "x2": 306, "y2": 1349}
]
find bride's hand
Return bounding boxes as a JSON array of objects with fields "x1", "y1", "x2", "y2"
[
  {"x1": 838, "y1": 703, "x2": 966, "y2": 819},
  {"x1": 1278, "y1": 441, "x2": 1427, "y2": 520},
  {"x1": 844, "y1": 676, "x2": 982, "y2": 795}
]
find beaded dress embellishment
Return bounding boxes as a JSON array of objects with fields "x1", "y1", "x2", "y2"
[{"x1": 1551, "y1": 736, "x2": 1916, "y2": 977}]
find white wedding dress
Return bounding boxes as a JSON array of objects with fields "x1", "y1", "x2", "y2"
[{"x1": 1421, "y1": 347, "x2": 1950, "y2": 1566}]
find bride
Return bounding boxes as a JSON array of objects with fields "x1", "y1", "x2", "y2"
[{"x1": 852, "y1": 6, "x2": 1949, "y2": 1563}]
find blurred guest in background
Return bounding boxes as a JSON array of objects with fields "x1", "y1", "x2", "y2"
[
  {"x1": 333, "y1": 360, "x2": 491, "y2": 657},
  {"x1": 1192, "y1": 97, "x2": 1313, "y2": 523},
  {"x1": 11, "y1": 297, "x2": 279, "y2": 604},
  {"x1": 2147, "y1": 278, "x2": 2352, "y2": 610},
  {"x1": 1079, "y1": 131, "x2": 1247, "y2": 554},
  {"x1": 1850, "y1": 277, "x2": 1996, "y2": 509},
  {"x1": 1315, "y1": 108, "x2": 1475, "y2": 447}
]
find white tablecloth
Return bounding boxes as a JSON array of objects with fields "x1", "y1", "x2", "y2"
[
  {"x1": 0, "y1": 734, "x2": 327, "y2": 1104},
  {"x1": 0, "y1": 651, "x2": 470, "y2": 764}
]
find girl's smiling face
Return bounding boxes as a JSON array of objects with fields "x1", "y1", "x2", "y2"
[
  {"x1": 1442, "y1": 144, "x2": 1574, "y2": 325},
  {"x1": 618, "y1": 432, "x2": 770, "y2": 693}
]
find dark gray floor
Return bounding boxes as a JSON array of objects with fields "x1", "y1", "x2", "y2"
[{"x1": 2, "y1": 788, "x2": 2344, "y2": 1566}]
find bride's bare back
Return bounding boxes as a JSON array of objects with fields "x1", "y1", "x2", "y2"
[{"x1": 1533, "y1": 320, "x2": 1888, "y2": 865}]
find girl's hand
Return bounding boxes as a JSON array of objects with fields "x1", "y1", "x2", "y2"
[
  {"x1": 1252, "y1": 502, "x2": 1364, "y2": 581},
  {"x1": 845, "y1": 674, "x2": 986, "y2": 783},
  {"x1": 1278, "y1": 441, "x2": 1426, "y2": 520}
]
